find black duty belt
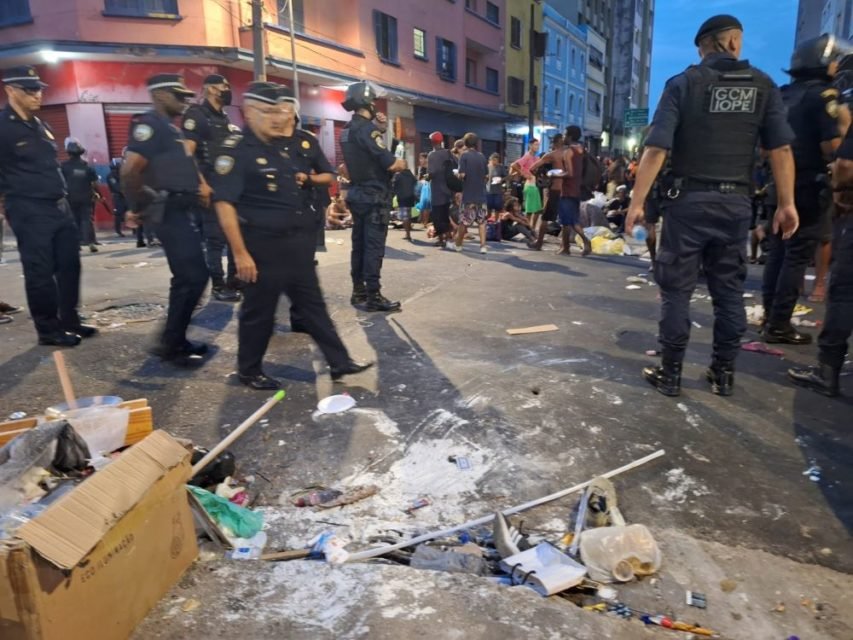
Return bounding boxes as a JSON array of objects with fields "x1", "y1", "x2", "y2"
[{"x1": 667, "y1": 178, "x2": 750, "y2": 198}]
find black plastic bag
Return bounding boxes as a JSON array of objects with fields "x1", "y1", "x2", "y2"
[{"x1": 51, "y1": 422, "x2": 92, "y2": 473}]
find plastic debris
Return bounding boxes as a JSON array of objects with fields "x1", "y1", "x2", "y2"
[
  {"x1": 310, "y1": 531, "x2": 350, "y2": 564},
  {"x1": 405, "y1": 497, "x2": 431, "y2": 514},
  {"x1": 803, "y1": 465, "x2": 821, "y2": 482},
  {"x1": 691, "y1": 321, "x2": 702, "y2": 329},
  {"x1": 8, "y1": 412, "x2": 26, "y2": 420},
  {"x1": 187, "y1": 485, "x2": 263, "y2": 539},
  {"x1": 626, "y1": 276, "x2": 647, "y2": 284},
  {"x1": 448, "y1": 455, "x2": 472, "y2": 470},
  {"x1": 499, "y1": 542, "x2": 587, "y2": 596},
  {"x1": 229, "y1": 531, "x2": 268, "y2": 560},
  {"x1": 293, "y1": 488, "x2": 344, "y2": 507},
  {"x1": 579, "y1": 524, "x2": 662, "y2": 583},
  {"x1": 317, "y1": 394, "x2": 356, "y2": 414},
  {"x1": 686, "y1": 590, "x2": 707, "y2": 608},
  {"x1": 625, "y1": 284, "x2": 642, "y2": 290},
  {"x1": 181, "y1": 598, "x2": 201, "y2": 613},
  {"x1": 792, "y1": 304, "x2": 813, "y2": 317},
  {"x1": 410, "y1": 545, "x2": 488, "y2": 575},
  {"x1": 741, "y1": 341, "x2": 785, "y2": 356}
]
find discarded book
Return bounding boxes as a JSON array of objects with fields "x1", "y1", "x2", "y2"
[{"x1": 499, "y1": 542, "x2": 587, "y2": 596}]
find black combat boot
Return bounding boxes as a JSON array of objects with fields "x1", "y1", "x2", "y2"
[
  {"x1": 643, "y1": 360, "x2": 682, "y2": 397},
  {"x1": 365, "y1": 291, "x2": 402, "y2": 313},
  {"x1": 350, "y1": 284, "x2": 368, "y2": 306},
  {"x1": 788, "y1": 363, "x2": 841, "y2": 397},
  {"x1": 763, "y1": 325, "x2": 813, "y2": 345},
  {"x1": 706, "y1": 361, "x2": 735, "y2": 396}
]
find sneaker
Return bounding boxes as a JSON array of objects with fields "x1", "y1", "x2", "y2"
[
  {"x1": 480, "y1": 245, "x2": 488, "y2": 254},
  {"x1": 454, "y1": 244, "x2": 463, "y2": 253}
]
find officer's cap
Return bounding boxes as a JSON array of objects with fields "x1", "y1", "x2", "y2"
[
  {"x1": 244, "y1": 82, "x2": 282, "y2": 105},
  {"x1": 2, "y1": 65, "x2": 47, "y2": 90},
  {"x1": 694, "y1": 14, "x2": 743, "y2": 46},
  {"x1": 147, "y1": 73, "x2": 195, "y2": 96},
  {"x1": 203, "y1": 74, "x2": 228, "y2": 86},
  {"x1": 276, "y1": 85, "x2": 301, "y2": 111}
]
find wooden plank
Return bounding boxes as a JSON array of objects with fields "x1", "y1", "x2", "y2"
[
  {"x1": 506, "y1": 324, "x2": 560, "y2": 336},
  {"x1": 119, "y1": 398, "x2": 149, "y2": 410},
  {"x1": 0, "y1": 417, "x2": 38, "y2": 434}
]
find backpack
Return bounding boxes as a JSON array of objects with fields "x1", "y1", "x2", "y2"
[{"x1": 580, "y1": 152, "x2": 602, "y2": 201}]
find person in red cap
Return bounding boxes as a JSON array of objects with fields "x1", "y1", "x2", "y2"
[{"x1": 426, "y1": 131, "x2": 455, "y2": 247}]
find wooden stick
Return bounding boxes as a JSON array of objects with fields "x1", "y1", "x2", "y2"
[
  {"x1": 52, "y1": 351, "x2": 78, "y2": 410},
  {"x1": 260, "y1": 549, "x2": 311, "y2": 562},
  {"x1": 346, "y1": 449, "x2": 665, "y2": 562},
  {"x1": 191, "y1": 390, "x2": 285, "y2": 475}
]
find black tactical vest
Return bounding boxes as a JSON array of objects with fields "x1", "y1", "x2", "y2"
[
  {"x1": 61, "y1": 157, "x2": 93, "y2": 204},
  {"x1": 340, "y1": 116, "x2": 389, "y2": 190},
  {"x1": 782, "y1": 80, "x2": 831, "y2": 179},
  {"x1": 188, "y1": 102, "x2": 235, "y2": 177},
  {"x1": 670, "y1": 61, "x2": 771, "y2": 184}
]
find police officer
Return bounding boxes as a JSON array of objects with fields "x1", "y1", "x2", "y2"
[
  {"x1": 121, "y1": 74, "x2": 211, "y2": 366},
  {"x1": 210, "y1": 82, "x2": 372, "y2": 390},
  {"x1": 61, "y1": 138, "x2": 100, "y2": 253},
  {"x1": 181, "y1": 74, "x2": 242, "y2": 302},
  {"x1": 761, "y1": 35, "x2": 846, "y2": 345},
  {"x1": 274, "y1": 85, "x2": 336, "y2": 333},
  {"x1": 107, "y1": 156, "x2": 127, "y2": 237},
  {"x1": 625, "y1": 15, "x2": 799, "y2": 397},
  {"x1": 788, "y1": 95, "x2": 853, "y2": 396},
  {"x1": 340, "y1": 81, "x2": 407, "y2": 312},
  {"x1": 0, "y1": 66, "x2": 96, "y2": 347}
]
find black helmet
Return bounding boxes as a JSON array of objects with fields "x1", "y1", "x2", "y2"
[
  {"x1": 788, "y1": 34, "x2": 852, "y2": 76},
  {"x1": 64, "y1": 137, "x2": 85, "y2": 155},
  {"x1": 341, "y1": 81, "x2": 378, "y2": 112}
]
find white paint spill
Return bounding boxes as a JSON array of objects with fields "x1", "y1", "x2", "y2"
[
  {"x1": 349, "y1": 408, "x2": 400, "y2": 439},
  {"x1": 458, "y1": 393, "x2": 491, "y2": 410},
  {"x1": 683, "y1": 445, "x2": 710, "y2": 463},
  {"x1": 676, "y1": 403, "x2": 701, "y2": 428},
  {"x1": 540, "y1": 358, "x2": 589, "y2": 366},
  {"x1": 653, "y1": 468, "x2": 712, "y2": 506}
]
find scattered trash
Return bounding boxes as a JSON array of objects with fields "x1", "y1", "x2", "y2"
[
  {"x1": 745, "y1": 304, "x2": 765, "y2": 326},
  {"x1": 181, "y1": 598, "x2": 201, "y2": 613},
  {"x1": 449, "y1": 455, "x2": 472, "y2": 470},
  {"x1": 803, "y1": 465, "x2": 821, "y2": 482},
  {"x1": 189, "y1": 448, "x2": 236, "y2": 488},
  {"x1": 187, "y1": 486, "x2": 264, "y2": 539},
  {"x1": 506, "y1": 324, "x2": 560, "y2": 335},
  {"x1": 792, "y1": 317, "x2": 819, "y2": 328},
  {"x1": 579, "y1": 524, "x2": 661, "y2": 583},
  {"x1": 772, "y1": 601, "x2": 786, "y2": 613},
  {"x1": 792, "y1": 304, "x2": 813, "y2": 317},
  {"x1": 686, "y1": 590, "x2": 707, "y2": 609},
  {"x1": 626, "y1": 276, "x2": 647, "y2": 284},
  {"x1": 741, "y1": 341, "x2": 784, "y2": 356},
  {"x1": 691, "y1": 321, "x2": 702, "y2": 329},
  {"x1": 597, "y1": 585, "x2": 619, "y2": 601},
  {"x1": 742, "y1": 292, "x2": 754, "y2": 299},
  {"x1": 8, "y1": 412, "x2": 26, "y2": 420},
  {"x1": 229, "y1": 531, "x2": 268, "y2": 560},
  {"x1": 720, "y1": 578, "x2": 738, "y2": 593},
  {"x1": 625, "y1": 285, "x2": 643, "y2": 290},
  {"x1": 410, "y1": 545, "x2": 488, "y2": 575},
  {"x1": 405, "y1": 497, "x2": 431, "y2": 514},
  {"x1": 310, "y1": 531, "x2": 350, "y2": 564},
  {"x1": 317, "y1": 394, "x2": 356, "y2": 414},
  {"x1": 640, "y1": 614, "x2": 715, "y2": 636},
  {"x1": 293, "y1": 487, "x2": 343, "y2": 507},
  {"x1": 260, "y1": 548, "x2": 312, "y2": 562},
  {"x1": 499, "y1": 542, "x2": 587, "y2": 596},
  {"x1": 493, "y1": 512, "x2": 528, "y2": 559},
  {"x1": 644, "y1": 350, "x2": 659, "y2": 357}
]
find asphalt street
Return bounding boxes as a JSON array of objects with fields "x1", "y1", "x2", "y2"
[{"x1": 0, "y1": 225, "x2": 851, "y2": 639}]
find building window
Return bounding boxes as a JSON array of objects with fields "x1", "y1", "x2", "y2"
[
  {"x1": 0, "y1": 0, "x2": 31, "y2": 25},
  {"x1": 589, "y1": 46, "x2": 604, "y2": 71},
  {"x1": 571, "y1": 47, "x2": 576, "y2": 67},
  {"x1": 104, "y1": 0, "x2": 179, "y2": 16},
  {"x1": 578, "y1": 97, "x2": 583, "y2": 114},
  {"x1": 437, "y1": 38, "x2": 457, "y2": 81},
  {"x1": 508, "y1": 76, "x2": 525, "y2": 106},
  {"x1": 486, "y1": 1, "x2": 499, "y2": 24},
  {"x1": 556, "y1": 37, "x2": 561, "y2": 57},
  {"x1": 588, "y1": 89, "x2": 602, "y2": 116},
  {"x1": 554, "y1": 87, "x2": 561, "y2": 109},
  {"x1": 486, "y1": 67, "x2": 499, "y2": 93},
  {"x1": 465, "y1": 0, "x2": 477, "y2": 10},
  {"x1": 276, "y1": 0, "x2": 305, "y2": 31},
  {"x1": 510, "y1": 16, "x2": 522, "y2": 49},
  {"x1": 373, "y1": 10, "x2": 399, "y2": 63},
  {"x1": 414, "y1": 28, "x2": 427, "y2": 59},
  {"x1": 568, "y1": 94, "x2": 574, "y2": 113},
  {"x1": 466, "y1": 57, "x2": 477, "y2": 86}
]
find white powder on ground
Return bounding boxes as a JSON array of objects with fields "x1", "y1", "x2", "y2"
[
  {"x1": 676, "y1": 403, "x2": 701, "y2": 428},
  {"x1": 348, "y1": 407, "x2": 400, "y2": 439},
  {"x1": 646, "y1": 468, "x2": 711, "y2": 507}
]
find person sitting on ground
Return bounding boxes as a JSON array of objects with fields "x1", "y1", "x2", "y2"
[
  {"x1": 500, "y1": 197, "x2": 535, "y2": 245},
  {"x1": 392, "y1": 165, "x2": 418, "y2": 242},
  {"x1": 606, "y1": 185, "x2": 631, "y2": 233},
  {"x1": 326, "y1": 194, "x2": 352, "y2": 229}
]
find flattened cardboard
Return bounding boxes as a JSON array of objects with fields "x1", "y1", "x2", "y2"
[{"x1": 18, "y1": 430, "x2": 188, "y2": 569}]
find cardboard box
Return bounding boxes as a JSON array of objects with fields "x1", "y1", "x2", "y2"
[{"x1": 0, "y1": 431, "x2": 198, "y2": 640}]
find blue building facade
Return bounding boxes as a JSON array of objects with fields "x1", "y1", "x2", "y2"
[{"x1": 541, "y1": 3, "x2": 587, "y2": 152}]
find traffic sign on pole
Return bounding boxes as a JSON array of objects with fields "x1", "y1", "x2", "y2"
[{"x1": 624, "y1": 108, "x2": 650, "y2": 128}]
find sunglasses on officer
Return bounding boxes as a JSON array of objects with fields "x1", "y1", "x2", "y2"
[{"x1": 10, "y1": 85, "x2": 43, "y2": 96}]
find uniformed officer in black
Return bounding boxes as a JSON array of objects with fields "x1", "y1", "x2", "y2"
[
  {"x1": 0, "y1": 66, "x2": 97, "y2": 347},
  {"x1": 625, "y1": 15, "x2": 799, "y2": 397},
  {"x1": 107, "y1": 155, "x2": 128, "y2": 237},
  {"x1": 210, "y1": 82, "x2": 372, "y2": 390},
  {"x1": 61, "y1": 138, "x2": 100, "y2": 253},
  {"x1": 789, "y1": 94, "x2": 853, "y2": 396},
  {"x1": 121, "y1": 74, "x2": 211, "y2": 366},
  {"x1": 762, "y1": 35, "x2": 846, "y2": 346},
  {"x1": 340, "y1": 81, "x2": 407, "y2": 312},
  {"x1": 182, "y1": 73, "x2": 242, "y2": 302},
  {"x1": 274, "y1": 86, "x2": 336, "y2": 332}
]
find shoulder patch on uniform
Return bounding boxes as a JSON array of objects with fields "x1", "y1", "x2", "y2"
[
  {"x1": 222, "y1": 133, "x2": 243, "y2": 148},
  {"x1": 371, "y1": 130, "x2": 386, "y2": 149},
  {"x1": 215, "y1": 155, "x2": 235, "y2": 175},
  {"x1": 256, "y1": 157, "x2": 268, "y2": 165},
  {"x1": 301, "y1": 140, "x2": 311, "y2": 149},
  {"x1": 184, "y1": 118, "x2": 196, "y2": 131},
  {"x1": 821, "y1": 88, "x2": 839, "y2": 101},
  {"x1": 133, "y1": 123, "x2": 154, "y2": 142}
]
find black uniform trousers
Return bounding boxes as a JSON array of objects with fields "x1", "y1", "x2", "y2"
[
  {"x1": 68, "y1": 200, "x2": 95, "y2": 245},
  {"x1": 656, "y1": 192, "x2": 751, "y2": 364},
  {"x1": 4, "y1": 197, "x2": 81, "y2": 336},
  {"x1": 239, "y1": 227, "x2": 349, "y2": 376},
  {"x1": 349, "y1": 202, "x2": 389, "y2": 293},
  {"x1": 112, "y1": 192, "x2": 127, "y2": 234},
  {"x1": 818, "y1": 215, "x2": 853, "y2": 368},
  {"x1": 151, "y1": 196, "x2": 209, "y2": 352},
  {"x1": 762, "y1": 184, "x2": 825, "y2": 329},
  {"x1": 198, "y1": 206, "x2": 236, "y2": 287}
]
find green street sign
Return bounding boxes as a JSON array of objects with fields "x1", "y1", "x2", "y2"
[{"x1": 624, "y1": 108, "x2": 649, "y2": 128}]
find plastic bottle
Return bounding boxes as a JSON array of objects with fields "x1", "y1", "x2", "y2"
[
  {"x1": 293, "y1": 488, "x2": 343, "y2": 507},
  {"x1": 632, "y1": 225, "x2": 648, "y2": 242},
  {"x1": 229, "y1": 531, "x2": 267, "y2": 560},
  {"x1": 578, "y1": 524, "x2": 662, "y2": 583}
]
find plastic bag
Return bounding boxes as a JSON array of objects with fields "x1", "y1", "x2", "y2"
[
  {"x1": 579, "y1": 524, "x2": 662, "y2": 583},
  {"x1": 52, "y1": 423, "x2": 92, "y2": 473},
  {"x1": 417, "y1": 180, "x2": 432, "y2": 211},
  {"x1": 187, "y1": 485, "x2": 263, "y2": 539},
  {"x1": 410, "y1": 545, "x2": 488, "y2": 576}
]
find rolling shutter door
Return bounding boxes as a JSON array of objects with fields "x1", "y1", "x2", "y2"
[
  {"x1": 38, "y1": 105, "x2": 71, "y2": 162},
  {"x1": 104, "y1": 107, "x2": 146, "y2": 159}
]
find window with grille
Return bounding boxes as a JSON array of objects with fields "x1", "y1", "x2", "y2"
[
  {"x1": 486, "y1": 67, "x2": 499, "y2": 93},
  {"x1": 437, "y1": 38, "x2": 457, "y2": 81},
  {"x1": 374, "y1": 10, "x2": 398, "y2": 63},
  {"x1": 508, "y1": 76, "x2": 525, "y2": 106},
  {"x1": 0, "y1": 0, "x2": 31, "y2": 26},
  {"x1": 414, "y1": 28, "x2": 427, "y2": 59},
  {"x1": 510, "y1": 17, "x2": 522, "y2": 49},
  {"x1": 104, "y1": 0, "x2": 179, "y2": 17}
]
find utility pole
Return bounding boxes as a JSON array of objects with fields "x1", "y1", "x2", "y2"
[
  {"x1": 527, "y1": 1, "x2": 535, "y2": 144},
  {"x1": 251, "y1": 0, "x2": 266, "y2": 81},
  {"x1": 285, "y1": 0, "x2": 300, "y2": 105}
]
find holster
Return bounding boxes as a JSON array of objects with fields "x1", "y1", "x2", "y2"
[{"x1": 139, "y1": 187, "x2": 168, "y2": 226}]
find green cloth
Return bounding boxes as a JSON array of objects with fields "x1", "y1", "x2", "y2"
[
  {"x1": 523, "y1": 183, "x2": 542, "y2": 214},
  {"x1": 187, "y1": 485, "x2": 263, "y2": 539}
]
